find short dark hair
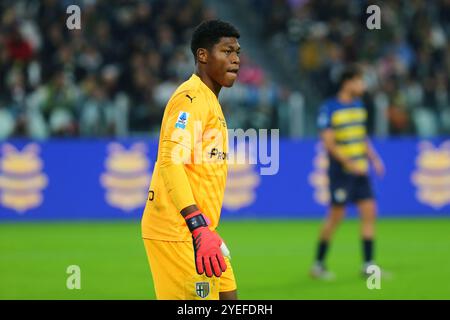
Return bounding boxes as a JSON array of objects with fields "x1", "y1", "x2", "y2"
[
  {"x1": 190, "y1": 20, "x2": 240, "y2": 60},
  {"x1": 337, "y1": 65, "x2": 363, "y2": 89}
]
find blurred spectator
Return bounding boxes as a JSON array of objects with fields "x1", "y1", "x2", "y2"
[{"x1": 28, "y1": 68, "x2": 79, "y2": 136}]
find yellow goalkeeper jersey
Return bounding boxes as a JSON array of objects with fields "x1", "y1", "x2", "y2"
[{"x1": 141, "y1": 74, "x2": 229, "y2": 241}]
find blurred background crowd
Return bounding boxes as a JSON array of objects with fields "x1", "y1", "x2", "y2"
[{"x1": 0, "y1": 0, "x2": 449, "y2": 139}]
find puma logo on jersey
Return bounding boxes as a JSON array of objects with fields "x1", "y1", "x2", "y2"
[{"x1": 186, "y1": 94, "x2": 196, "y2": 103}]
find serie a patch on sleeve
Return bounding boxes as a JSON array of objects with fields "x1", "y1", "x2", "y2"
[{"x1": 175, "y1": 111, "x2": 190, "y2": 129}]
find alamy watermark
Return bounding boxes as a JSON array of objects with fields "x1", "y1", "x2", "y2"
[
  {"x1": 169, "y1": 123, "x2": 279, "y2": 176},
  {"x1": 366, "y1": 264, "x2": 381, "y2": 290},
  {"x1": 366, "y1": 5, "x2": 381, "y2": 30},
  {"x1": 66, "y1": 265, "x2": 81, "y2": 290},
  {"x1": 66, "y1": 5, "x2": 81, "y2": 30}
]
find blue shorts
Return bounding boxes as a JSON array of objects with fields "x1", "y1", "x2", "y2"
[{"x1": 329, "y1": 173, "x2": 374, "y2": 205}]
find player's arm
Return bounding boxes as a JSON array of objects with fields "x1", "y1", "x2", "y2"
[
  {"x1": 159, "y1": 144, "x2": 228, "y2": 277},
  {"x1": 159, "y1": 152, "x2": 227, "y2": 278},
  {"x1": 366, "y1": 139, "x2": 385, "y2": 177},
  {"x1": 158, "y1": 92, "x2": 227, "y2": 278}
]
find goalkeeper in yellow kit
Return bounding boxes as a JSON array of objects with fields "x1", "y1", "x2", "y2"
[{"x1": 141, "y1": 20, "x2": 240, "y2": 300}]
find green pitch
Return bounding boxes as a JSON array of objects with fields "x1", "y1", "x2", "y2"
[{"x1": 1, "y1": 218, "x2": 449, "y2": 299}]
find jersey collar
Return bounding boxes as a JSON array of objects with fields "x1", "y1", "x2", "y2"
[{"x1": 191, "y1": 74, "x2": 219, "y2": 102}]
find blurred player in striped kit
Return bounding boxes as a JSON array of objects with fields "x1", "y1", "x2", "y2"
[{"x1": 311, "y1": 65, "x2": 385, "y2": 279}]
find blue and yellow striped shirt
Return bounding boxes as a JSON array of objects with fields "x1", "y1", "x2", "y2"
[{"x1": 318, "y1": 98, "x2": 368, "y2": 174}]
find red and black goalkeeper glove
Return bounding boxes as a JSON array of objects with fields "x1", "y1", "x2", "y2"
[{"x1": 185, "y1": 210, "x2": 227, "y2": 277}]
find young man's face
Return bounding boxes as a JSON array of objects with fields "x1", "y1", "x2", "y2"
[
  {"x1": 206, "y1": 37, "x2": 240, "y2": 88},
  {"x1": 348, "y1": 75, "x2": 366, "y2": 97}
]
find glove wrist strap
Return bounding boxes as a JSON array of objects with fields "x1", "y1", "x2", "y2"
[{"x1": 185, "y1": 210, "x2": 207, "y2": 232}]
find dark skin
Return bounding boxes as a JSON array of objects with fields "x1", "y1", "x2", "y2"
[
  {"x1": 180, "y1": 36, "x2": 240, "y2": 300},
  {"x1": 195, "y1": 36, "x2": 241, "y2": 97}
]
